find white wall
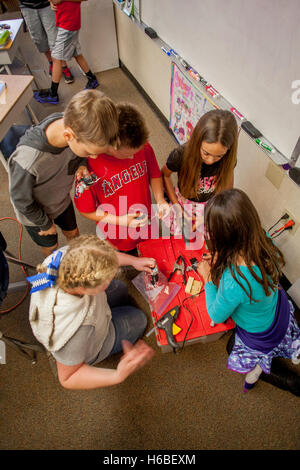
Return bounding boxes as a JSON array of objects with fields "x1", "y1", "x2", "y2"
[
  {"x1": 114, "y1": 4, "x2": 300, "y2": 284},
  {"x1": 140, "y1": 0, "x2": 300, "y2": 161},
  {"x1": 80, "y1": 0, "x2": 119, "y2": 72}
]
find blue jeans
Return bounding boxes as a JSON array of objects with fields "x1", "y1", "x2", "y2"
[{"x1": 106, "y1": 280, "x2": 147, "y2": 356}]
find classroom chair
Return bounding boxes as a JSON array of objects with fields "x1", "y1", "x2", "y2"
[
  {"x1": 0, "y1": 124, "x2": 30, "y2": 161},
  {"x1": 0, "y1": 231, "x2": 44, "y2": 365}
]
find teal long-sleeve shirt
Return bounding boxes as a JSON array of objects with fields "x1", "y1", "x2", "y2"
[{"x1": 204, "y1": 266, "x2": 278, "y2": 333}]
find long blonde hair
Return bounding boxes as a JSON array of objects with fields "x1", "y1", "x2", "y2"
[
  {"x1": 38, "y1": 235, "x2": 119, "y2": 290},
  {"x1": 179, "y1": 110, "x2": 238, "y2": 199}
]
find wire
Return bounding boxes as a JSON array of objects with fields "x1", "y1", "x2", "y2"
[
  {"x1": 270, "y1": 219, "x2": 295, "y2": 238},
  {"x1": 268, "y1": 213, "x2": 289, "y2": 233},
  {"x1": 0, "y1": 217, "x2": 30, "y2": 315},
  {"x1": 177, "y1": 288, "x2": 205, "y2": 352},
  {"x1": 271, "y1": 228, "x2": 291, "y2": 239}
]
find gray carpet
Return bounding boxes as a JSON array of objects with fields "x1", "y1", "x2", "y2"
[{"x1": 0, "y1": 20, "x2": 299, "y2": 451}]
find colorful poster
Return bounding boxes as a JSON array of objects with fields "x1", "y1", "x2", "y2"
[
  {"x1": 123, "y1": 0, "x2": 134, "y2": 16},
  {"x1": 170, "y1": 62, "x2": 219, "y2": 143}
]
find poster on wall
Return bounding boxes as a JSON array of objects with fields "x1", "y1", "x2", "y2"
[
  {"x1": 123, "y1": 0, "x2": 134, "y2": 16},
  {"x1": 170, "y1": 62, "x2": 219, "y2": 144}
]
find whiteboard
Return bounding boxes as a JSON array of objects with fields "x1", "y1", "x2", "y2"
[{"x1": 140, "y1": 0, "x2": 300, "y2": 159}]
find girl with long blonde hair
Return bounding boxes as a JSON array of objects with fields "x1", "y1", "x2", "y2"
[{"x1": 28, "y1": 235, "x2": 154, "y2": 390}]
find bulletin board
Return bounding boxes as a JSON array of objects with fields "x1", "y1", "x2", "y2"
[{"x1": 170, "y1": 62, "x2": 218, "y2": 144}]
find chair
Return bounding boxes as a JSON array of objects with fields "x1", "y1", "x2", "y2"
[
  {"x1": 0, "y1": 231, "x2": 44, "y2": 365},
  {"x1": 0, "y1": 124, "x2": 30, "y2": 161}
]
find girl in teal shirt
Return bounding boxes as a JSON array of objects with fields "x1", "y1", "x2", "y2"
[{"x1": 198, "y1": 189, "x2": 300, "y2": 393}]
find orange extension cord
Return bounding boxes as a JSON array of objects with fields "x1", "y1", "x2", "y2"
[{"x1": 0, "y1": 217, "x2": 30, "y2": 314}]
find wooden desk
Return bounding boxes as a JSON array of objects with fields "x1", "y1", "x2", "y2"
[
  {"x1": 0, "y1": 19, "x2": 24, "y2": 72},
  {"x1": 0, "y1": 74, "x2": 38, "y2": 171}
]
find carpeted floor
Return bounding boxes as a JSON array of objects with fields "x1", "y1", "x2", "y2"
[{"x1": 0, "y1": 17, "x2": 299, "y2": 451}]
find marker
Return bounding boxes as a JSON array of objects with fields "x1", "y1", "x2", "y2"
[
  {"x1": 189, "y1": 68, "x2": 200, "y2": 81},
  {"x1": 199, "y1": 77, "x2": 208, "y2": 86},
  {"x1": 161, "y1": 47, "x2": 170, "y2": 56},
  {"x1": 230, "y1": 107, "x2": 244, "y2": 120},
  {"x1": 180, "y1": 58, "x2": 190, "y2": 70},
  {"x1": 169, "y1": 49, "x2": 179, "y2": 58},
  {"x1": 205, "y1": 85, "x2": 219, "y2": 97},
  {"x1": 255, "y1": 138, "x2": 275, "y2": 153}
]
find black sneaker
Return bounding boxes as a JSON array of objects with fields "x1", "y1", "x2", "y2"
[
  {"x1": 85, "y1": 77, "x2": 99, "y2": 89},
  {"x1": 34, "y1": 89, "x2": 59, "y2": 104},
  {"x1": 62, "y1": 66, "x2": 74, "y2": 84}
]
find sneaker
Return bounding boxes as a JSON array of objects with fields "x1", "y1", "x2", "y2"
[
  {"x1": 62, "y1": 66, "x2": 74, "y2": 84},
  {"x1": 34, "y1": 89, "x2": 59, "y2": 104},
  {"x1": 85, "y1": 77, "x2": 99, "y2": 89}
]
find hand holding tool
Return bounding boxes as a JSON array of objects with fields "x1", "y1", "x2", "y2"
[
  {"x1": 168, "y1": 256, "x2": 187, "y2": 284},
  {"x1": 146, "y1": 306, "x2": 181, "y2": 352}
]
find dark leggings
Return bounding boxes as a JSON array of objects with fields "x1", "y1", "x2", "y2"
[{"x1": 106, "y1": 279, "x2": 147, "y2": 355}]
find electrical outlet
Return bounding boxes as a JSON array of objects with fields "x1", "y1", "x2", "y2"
[{"x1": 282, "y1": 209, "x2": 299, "y2": 235}]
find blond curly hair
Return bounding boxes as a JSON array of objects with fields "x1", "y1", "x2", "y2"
[{"x1": 37, "y1": 235, "x2": 119, "y2": 290}]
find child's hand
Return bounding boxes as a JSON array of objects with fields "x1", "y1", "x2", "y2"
[
  {"x1": 157, "y1": 200, "x2": 171, "y2": 219},
  {"x1": 172, "y1": 204, "x2": 192, "y2": 223},
  {"x1": 191, "y1": 214, "x2": 204, "y2": 232},
  {"x1": 197, "y1": 260, "x2": 212, "y2": 284},
  {"x1": 116, "y1": 340, "x2": 155, "y2": 383},
  {"x1": 49, "y1": 1, "x2": 58, "y2": 11},
  {"x1": 131, "y1": 256, "x2": 156, "y2": 273},
  {"x1": 38, "y1": 223, "x2": 57, "y2": 236},
  {"x1": 118, "y1": 213, "x2": 148, "y2": 228},
  {"x1": 76, "y1": 165, "x2": 90, "y2": 180}
]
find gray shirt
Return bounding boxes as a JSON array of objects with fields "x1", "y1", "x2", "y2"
[
  {"x1": 8, "y1": 113, "x2": 85, "y2": 230},
  {"x1": 52, "y1": 322, "x2": 115, "y2": 366}
]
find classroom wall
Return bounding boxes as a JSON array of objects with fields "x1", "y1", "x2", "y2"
[
  {"x1": 140, "y1": 0, "x2": 300, "y2": 161},
  {"x1": 80, "y1": 0, "x2": 118, "y2": 72},
  {"x1": 114, "y1": 5, "x2": 300, "y2": 286}
]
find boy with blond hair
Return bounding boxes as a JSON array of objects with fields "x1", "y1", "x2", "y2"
[
  {"x1": 74, "y1": 102, "x2": 170, "y2": 254},
  {"x1": 8, "y1": 90, "x2": 119, "y2": 257}
]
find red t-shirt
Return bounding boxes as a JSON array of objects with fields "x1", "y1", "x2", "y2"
[
  {"x1": 56, "y1": 1, "x2": 81, "y2": 31},
  {"x1": 74, "y1": 143, "x2": 162, "y2": 251}
]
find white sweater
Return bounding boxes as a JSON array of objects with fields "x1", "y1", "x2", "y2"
[{"x1": 28, "y1": 248, "x2": 111, "y2": 353}]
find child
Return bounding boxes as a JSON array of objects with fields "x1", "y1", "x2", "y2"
[
  {"x1": 34, "y1": 0, "x2": 98, "y2": 104},
  {"x1": 19, "y1": 0, "x2": 74, "y2": 83},
  {"x1": 161, "y1": 110, "x2": 238, "y2": 243},
  {"x1": 8, "y1": 90, "x2": 119, "y2": 257},
  {"x1": 74, "y1": 102, "x2": 170, "y2": 255},
  {"x1": 197, "y1": 189, "x2": 300, "y2": 393},
  {"x1": 28, "y1": 235, "x2": 155, "y2": 390}
]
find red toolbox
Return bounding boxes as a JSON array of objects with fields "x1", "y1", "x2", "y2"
[{"x1": 137, "y1": 237, "x2": 235, "y2": 352}]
